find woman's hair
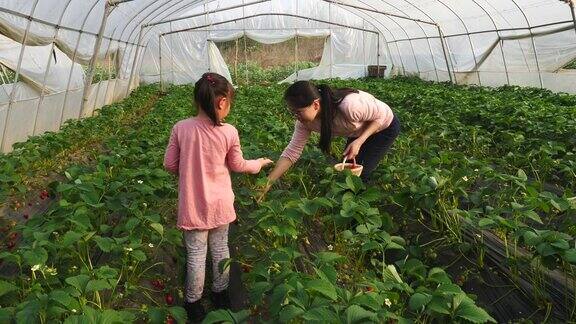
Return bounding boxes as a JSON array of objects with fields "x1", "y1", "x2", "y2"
[
  {"x1": 284, "y1": 80, "x2": 358, "y2": 154},
  {"x1": 194, "y1": 72, "x2": 234, "y2": 126}
]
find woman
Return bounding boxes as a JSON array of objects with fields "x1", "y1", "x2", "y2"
[{"x1": 261, "y1": 80, "x2": 400, "y2": 197}]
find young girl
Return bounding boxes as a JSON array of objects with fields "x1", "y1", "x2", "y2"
[
  {"x1": 263, "y1": 80, "x2": 400, "y2": 193},
  {"x1": 163, "y1": 72, "x2": 272, "y2": 321}
]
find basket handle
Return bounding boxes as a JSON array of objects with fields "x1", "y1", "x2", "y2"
[{"x1": 342, "y1": 156, "x2": 357, "y2": 166}]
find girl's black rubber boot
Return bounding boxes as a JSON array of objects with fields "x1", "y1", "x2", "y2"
[
  {"x1": 211, "y1": 289, "x2": 231, "y2": 309},
  {"x1": 184, "y1": 300, "x2": 206, "y2": 323}
]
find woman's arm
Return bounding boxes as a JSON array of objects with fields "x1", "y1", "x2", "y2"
[
  {"x1": 256, "y1": 157, "x2": 292, "y2": 203},
  {"x1": 343, "y1": 120, "x2": 381, "y2": 160},
  {"x1": 267, "y1": 157, "x2": 293, "y2": 182},
  {"x1": 272, "y1": 121, "x2": 311, "y2": 180},
  {"x1": 342, "y1": 92, "x2": 393, "y2": 160},
  {"x1": 257, "y1": 122, "x2": 310, "y2": 202}
]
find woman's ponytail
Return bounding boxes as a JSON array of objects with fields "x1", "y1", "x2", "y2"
[
  {"x1": 317, "y1": 84, "x2": 335, "y2": 154},
  {"x1": 284, "y1": 81, "x2": 358, "y2": 155}
]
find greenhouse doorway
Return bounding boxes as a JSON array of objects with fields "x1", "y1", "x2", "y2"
[{"x1": 215, "y1": 35, "x2": 325, "y2": 86}]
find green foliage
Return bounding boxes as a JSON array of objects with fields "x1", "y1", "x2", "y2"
[
  {"x1": 230, "y1": 61, "x2": 317, "y2": 85},
  {"x1": 3, "y1": 75, "x2": 576, "y2": 322}
]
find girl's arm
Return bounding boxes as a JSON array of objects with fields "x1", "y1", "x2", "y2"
[
  {"x1": 227, "y1": 128, "x2": 270, "y2": 174},
  {"x1": 163, "y1": 127, "x2": 180, "y2": 174}
]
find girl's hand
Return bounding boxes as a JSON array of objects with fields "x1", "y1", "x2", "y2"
[
  {"x1": 343, "y1": 139, "x2": 363, "y2": 160},
  {"x1": 258, "y1": 158, "x2": 274, "y2": 168}
]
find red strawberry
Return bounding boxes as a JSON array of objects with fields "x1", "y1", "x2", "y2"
[
  {"x1": 7, "y1": 241, "x2": 15, "y2": 249},
  {"x1": 8, "y1": 232, "x2": 18, "y2": 240},
  {"x1": 165, "y1": 316, "x2": 175, "y2": 324},
  {"x1": 151, "y1": 279, "x2": 165, "y2": 290},
  {"x1": 165, "y1": 293, "x2": 174, "y2": 305},
  {"x1": 23, "y1": 214, "x2": 29, "y2": 220},
  {"x1": 40, "y1": 190, "x2": 49, "y2": 200},
  {"x1": 366, "y1": 286, "x2": 374, "y2": 292}
]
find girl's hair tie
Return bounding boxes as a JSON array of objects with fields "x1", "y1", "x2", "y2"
[{"x1": 205, "y1": 74, "x2": 215, "y2": 86}]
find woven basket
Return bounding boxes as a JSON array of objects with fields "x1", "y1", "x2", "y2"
[{"x1": 334, "y1": 157, "x2": 363, "y2": 176}]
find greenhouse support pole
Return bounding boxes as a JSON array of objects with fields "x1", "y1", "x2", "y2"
[
  {"x1": 362, "y1": 21, "x2": 366, "y2": 73},
  {"x1": 159, "y1": 34, "x2": 164, "y2": 93},
  {"x1": 499, "y1": 39, "x2": 510, "y2": 85},
  {"x1": 243, "y1": 0, "x2": 248, "y2": 85},
  {"x1": 328, "y1": 1, "x2": 332, "y2": 78},
  {"x1": 508, "y1": 0, "x2": 543, "y2": 88},
  {"x1": 295, "y1": 1, "x2": 299, "y2": 79},
  {"x1": 294, "y1": 29, "x2": 299, "y2": 78},
  {"x1": 34, "y1": 0, "x2": 76, "y2": 135},
  {"x1": 436, "y1": 24, "x2": 453, "y2": 83},
  {"x1": 170, "y1": 22, "x2": 175, "y2": 82},
  {"x1": 61, "y1": 16, "x2": 93, "y2": 128},
  {"x1": 394, "y1": 42, "x2": 406, "y2": 75},
  {"x1": 103, "y1": 44, "x2": 116, "y2": 107},
  {"x1": 92, "y1": 34, "x2": 117, "y2": 116},
  {"x1": 570, "y1": 1, "x2": 576, "y2": 36},
  {"x1": 243, "y1": 36, "x2": 248, "y2": 84},
  {"x1": 234, "y1": 38, "x2": 239, "y2": 80},
  {"x1": 80, "y1": 1, "x2": 113, "y2": 118},
  {"x1": 377, "y1": 35, "x2": 381, "y2": 76},
  {"x1": 205, "y1": 4, "x2": 211, "y2": 73},
  {"x1": 1, "y1": 1, "x2": 39, "y2": 153},
  {"x1": 33, "y1": 26, "x2": 61, "y2": 135},
  {"x1": 530, "y1": 36, "x2": 543, "y2": 89},
  {"x1": 127, "y1": 26, "x2": 145, "y2": 97}
]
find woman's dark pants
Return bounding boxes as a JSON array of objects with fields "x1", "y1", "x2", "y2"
[{"x1": 345, "y1": 115, "x2": 400, "y2": 182}]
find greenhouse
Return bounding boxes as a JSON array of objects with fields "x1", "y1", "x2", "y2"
[{"x1": 1, "y1": 0, "x2": 576, "y2": 323}]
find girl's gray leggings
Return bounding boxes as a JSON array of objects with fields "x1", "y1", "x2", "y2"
[{"x1": 183, "y1": 224, "x2": 230, "y2": 303}]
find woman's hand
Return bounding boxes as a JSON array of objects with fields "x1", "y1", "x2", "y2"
[
  {"x1": 256, "y1": 157, "x2": 293, "y2": 203},
  {"x1": 258, "y1": 158, "x2": 274, "y2": 168},
  {"x1": 256, "y1": 179, "x2": 273, "y2": 203},
  {"x1": 343, "y1": 138, "x2": 364, "y2": 160}
]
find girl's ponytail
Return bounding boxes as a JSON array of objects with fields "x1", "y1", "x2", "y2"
[{"x1": 194, "y1": 73, "x2": 234, "y2": 126}]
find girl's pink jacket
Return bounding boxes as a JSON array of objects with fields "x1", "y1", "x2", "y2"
[{"x1": 164, "y1": 117, "x2": 261, "y2": 230}]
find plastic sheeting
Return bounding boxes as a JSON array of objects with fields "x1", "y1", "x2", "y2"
[
  {"x1": 1, "y1": 0, "x2": 576, "y2": 152},
  {"x1": 0, "y1": 1, "x2": 573, "y2": 75},
  {"x1": 1, "y1": 0, "x2": 575, "y2": 86},
  {"x1": 0, "y1": 34, "x2": 84, "y2": 94},
  {"x1": 0, "y1": 81, "x2": 39, "y2": 102},
  {"x1": 139, "y1": 1, "x2": 385, "y2": 85}
]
